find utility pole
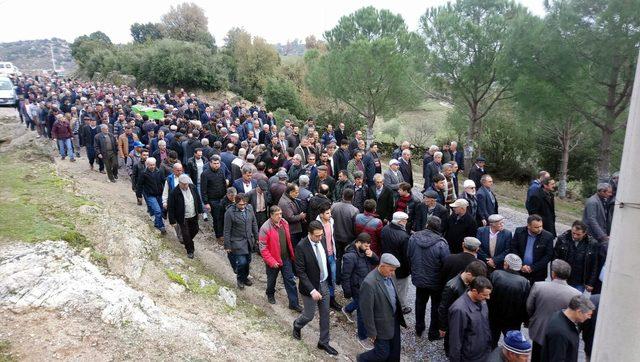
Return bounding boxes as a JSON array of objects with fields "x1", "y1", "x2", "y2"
[{"x1": 591, "y1": 50, "x2": 640, "y2": 360}]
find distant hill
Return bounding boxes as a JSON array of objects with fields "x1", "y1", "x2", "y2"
[
  {"x1": 0, "y1": 38, "x2": 76, "y2": 73},
  {"x1": 274, "y1": 39, "x2": 305, "y2": 57}
]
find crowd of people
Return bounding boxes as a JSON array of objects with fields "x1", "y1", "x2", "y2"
[{"x1": 10, "y1": 72, "x2": 618, "y2": 361}]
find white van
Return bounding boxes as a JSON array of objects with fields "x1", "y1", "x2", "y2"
[
  {"x1": 0, "y1": 62, "x2": 20, "y2": 77},
  {"x1": 0, "y1": 76, "x2": 17, "y2": 107}
]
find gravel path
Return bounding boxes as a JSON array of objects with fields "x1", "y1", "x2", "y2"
[{"x1": 398, "y1": 177, "x2": 571, "y2": 361}]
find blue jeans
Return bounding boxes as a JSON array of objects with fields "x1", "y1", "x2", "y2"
[
  {"x1": 328, "y1": 254, "x2": 337, "y2": 297},
  {"x1": 345, "y1": 296, "x2": 368, "y2": 340},
  {"x1": 572, "y1": 284, "x2": 585, "y2": 293},
  {"x1": 57, "y1": 138, "x2": 75, "y2": 160},
  {"x1": 228, "y1": 253, "x2": 251, "y2": 283},
  {"x1": 265, "y1": 259, "x2": 299, "y2": 307},
  {"x1": 144, "y1": 194, "x2": 164, "y2": 229}
]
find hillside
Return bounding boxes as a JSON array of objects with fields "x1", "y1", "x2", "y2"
[{"x1": 0, "y1": 38, "x2": 76, "y2": 73}]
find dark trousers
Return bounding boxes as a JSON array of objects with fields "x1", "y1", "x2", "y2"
[
  {"x1": 103, "y1": 152, "x2": 118, "y2": 181},
  {"x1": 490, "y1": 321, "x2": 522, "y2": 349},
  {"x1": 357, "y1": 319, "x2": 401, "y2": 362},
  {"x1": 265, "y1": 259, "x2": 299, "y2": 307},
  {"x1": 228, "y1": 253, "x2": 251, "y2": 283},
  {"x1": 86, "y1": 146, "x2": 96, "y2": 167},
  {"x1": 210, "y1": 199, "x2": 224, "y2": 237},
  {"x1": 415, "y1": 286, "x2": 441, "y2": 339},
  {"x1": 335, "y1": 240, "x2": 349, "y2": 286},
  {"x1": 531, "y1": 341, "x2": 542, "y2": 362},
  {"x1": 291, "y1": 232, "x2": 303, "y2": 246},
  {"x1": 179, "y1": 216, "x2": 199, "y2": 254},
  {"x1": 255, "y1": 211, "x2": 268, "y2": 231}
]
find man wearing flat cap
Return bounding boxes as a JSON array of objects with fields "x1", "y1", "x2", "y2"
[
  {"x1": 357, "y1": 253, "x2": 407, "y2": 361},
  {"x1": 477, "y1": 214, "x2": 513, "y2": 271}
]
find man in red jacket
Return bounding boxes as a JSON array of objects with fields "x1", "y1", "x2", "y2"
[
  {"x1": 51, "y1": 114, "x2": 76, "y2": 162},
  {"x1": 258, "y1": 205, "x2": 302, "y2": 311}
]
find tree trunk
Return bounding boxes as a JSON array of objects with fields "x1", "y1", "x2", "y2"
[
  {"x1": 366, "y1": 116, "x2": 375, "y2": 149},
  {"x1": 464, "y1": 117, "x2": 479, "y2": 175},
  {"x1": 558, "y1": 125, "x2": 571, "y2": 199},
  {"x1": 597, "y1": 126, "x2": 614, "y2": 183}
]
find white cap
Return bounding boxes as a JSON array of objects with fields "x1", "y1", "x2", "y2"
[{"x1": 463, "y1": 180, "x2": 476, "y2": 188}]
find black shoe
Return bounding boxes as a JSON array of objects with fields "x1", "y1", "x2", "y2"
[
  {"x1": 416, "y1": 329, "x2": 424, "y2": 338},
  {"x1": 427, "y1": 333, "x2": 441, "y2": 341},
  {"x1": 317, "y1": 343, "x2": 338, "y2": 356},
  {"x1": 292, "y1": 322, "x2": 301, "y2": 340},
  {"x1": 187, "y1": 253, "x2": 194, "y2": 259},
  {"x1": 330, "y1": 298, "x2": 342, "y2": 311},
  {"x1": 402, "y1": 306, "x2": 412, "y2": 315},
  {"x1": 237, "y1": 280, "x2": 244, "y2": 290},
  {"x1": 160, "y1": 227, "x2": 167, "y2": 235},
  {"x1": 289, "y1": 305, "x2": 303, "y2": 313},
  {"x1": 114, "y1": 175, "x2": 118, "y2": 180},
  {"x1": 267, "y1": 295, "x2": 276, "y2": 304},
  {"x1": 243, "y1": 279, "x2": 253, "y2": 286}
]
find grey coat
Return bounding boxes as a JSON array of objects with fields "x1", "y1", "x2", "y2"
[
  {"x1": 526, "y1": 279, "x2": 580, "y2": 344},
  {"x1": 359, "y1": 268, "x2": 407, "y2": 340},
  {"x1": 448, "y1": 293, "x2": 492, "y2": 362},
  {"x1": 582, "y1": 193, "x2": 608, "y2": 242},
  {"x1": 223, "y1": 204, "x2": 259, "y2": 255},
  {"x1": 383, "y1": 169, "x2": 404, "y2": 191}
]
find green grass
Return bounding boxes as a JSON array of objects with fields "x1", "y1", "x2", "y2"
[
  {"x1": 165, "y1": 269, "x2": 220, "y2": 296},
  {"x1": 0, "y1": 153, "x2": 92, "y2": 245},
  {"x1": 0, "y1": 340, "x2": 15, "y2": 362},
  {"x1": 375, "y1": 99, "x2": 451, "y2": 144}
]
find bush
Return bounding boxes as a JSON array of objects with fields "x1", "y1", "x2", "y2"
[
  {"x1": 272, "y1": 108, "x2": 300, "y2": 123},
  {"x1": 264, "y1": 76, "x2": 307, "y2": 119}
]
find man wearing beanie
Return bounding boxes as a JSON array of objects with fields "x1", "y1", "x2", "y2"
[
  {"x1": 488, "y1": 254, "x2": 531, "y2": 348},
  {"x1": 486, "y1": 330, "x2": 532, "y2": 361}
]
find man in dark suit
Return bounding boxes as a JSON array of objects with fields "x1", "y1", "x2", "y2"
[
  {"x1": 510, "y1": 214, "x2": 554, "y2": 283},
  {"x1": 293, "y1": 221, "x2": 338, "y2": 356},
  {"x1": 357, "y1": 253, "x2": 407, "y2": 361},
  {"x1": 368, "y1": 174, "x2": 395, "y2": 224},
  {"x1": 440, "y1": 237, "x2": 481, "y2": 284},
  {"x1": 399, "y1": 149, "x2": 414, "y2": 188},
  {"x1": 468, "y1": 156, "x2": 486, "y2": 189},
  {"x1": 444, "y1": 198, "x2": 478, "y2": 254},
  {"x1": 232, "y1": 168, "x2": 258, "y2": 194},
  {"x1": 528, "y1": 178, "x2": 557, "y2": 237},
  {"x1": 476, "y1": 174, "x2": 498, "y2": 226},
  {"x1": 476, "y1": 214, "x2": 512, "y2": 270}
]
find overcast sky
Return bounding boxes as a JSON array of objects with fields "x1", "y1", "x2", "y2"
[{"x1": 0, "y1": 0, "x2": 547, "y2": 45}]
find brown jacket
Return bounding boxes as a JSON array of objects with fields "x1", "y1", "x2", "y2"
[{"x1": 117, "y1": 133, "x2": 138, "y2": 158}]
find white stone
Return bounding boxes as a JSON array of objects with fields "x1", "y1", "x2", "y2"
[{"x1": 217, "y1": 287, "x2": 236, "y2": 308}]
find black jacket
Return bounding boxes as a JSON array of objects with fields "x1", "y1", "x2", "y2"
[
  {"x1": 438, "y1": 275, "x2": 467, "y2": 331},
  {"x1": 510, "y1": 227, "x2": 554, "y2": 282},
  {"x1": 554, "y1": 231, "x2": 599, "y2": 288},
  {"x1": 333, "y1": 148, "x2": 350, "y2": 174},
  {"x1": 488, "y1": 269, "x2": 530, "y2": 327},
  {"x1": 167, "y1": 184, "x2": 203, "y2": 225},
  {"x1": 295, "y1": 237, "x2": 333, "y2": 297},
  {"x1": 136, "y1": 168, "x2": 165, "y2": 198},
  {"x1": 367, "y1": 185, "x2": 395, "y2": 223},
  {"x1": 440, "y1": 252, "x2": 479, "y2": 286},
  {"x1": 412, "y1": 202, "x2": 449, "y2": 233},
  {"x1": 444, "y1": 212, "x2": 478, "y2": 254},
  {"x1": 351, "y1": 184, "x2": 370, "y2": 213},
  {"x1": 340, "y1": 243, "x2": 379, "y2": 299},
  {"x1": 542, "y1": 311, "x2": 579, "y2": 362},
  {"x1": 380, "y1": 223, "x2": 411, "y2": 279},
  {"x1": 399, "y1": 159, "x2": 413, "y2": 187},
  {"x1": 307, "y1": 194, "x2": 332, "y2": 223},
  {"x1": 529, "y1": 187, "x2": 557, "y2": 236},
  {"x1": 407, "y1": 229, "x2": 450, "y2": 289},
  {"x1": 200, "y1": 164, "x2": 228, "y2": 203},
  {"x1": 185, "y1": 156, "x2": 208, "y2": 185}
]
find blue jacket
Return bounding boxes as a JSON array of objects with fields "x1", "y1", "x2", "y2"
[
  {"x1": 232, "y1": 178, "x2": 257, "y2": 194},
  {"x1": 408, "y1": 229, "x2": 450, "y2": 289},
  {"x1": 476, "y1": 186, "x2": 498, "y2": 223},
  {"x1": 340, "y1": 243, "x2": 379, "y2": 299},
  {"x1": 476, "y1": 226, "x2": 512, "y2": 269}
]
